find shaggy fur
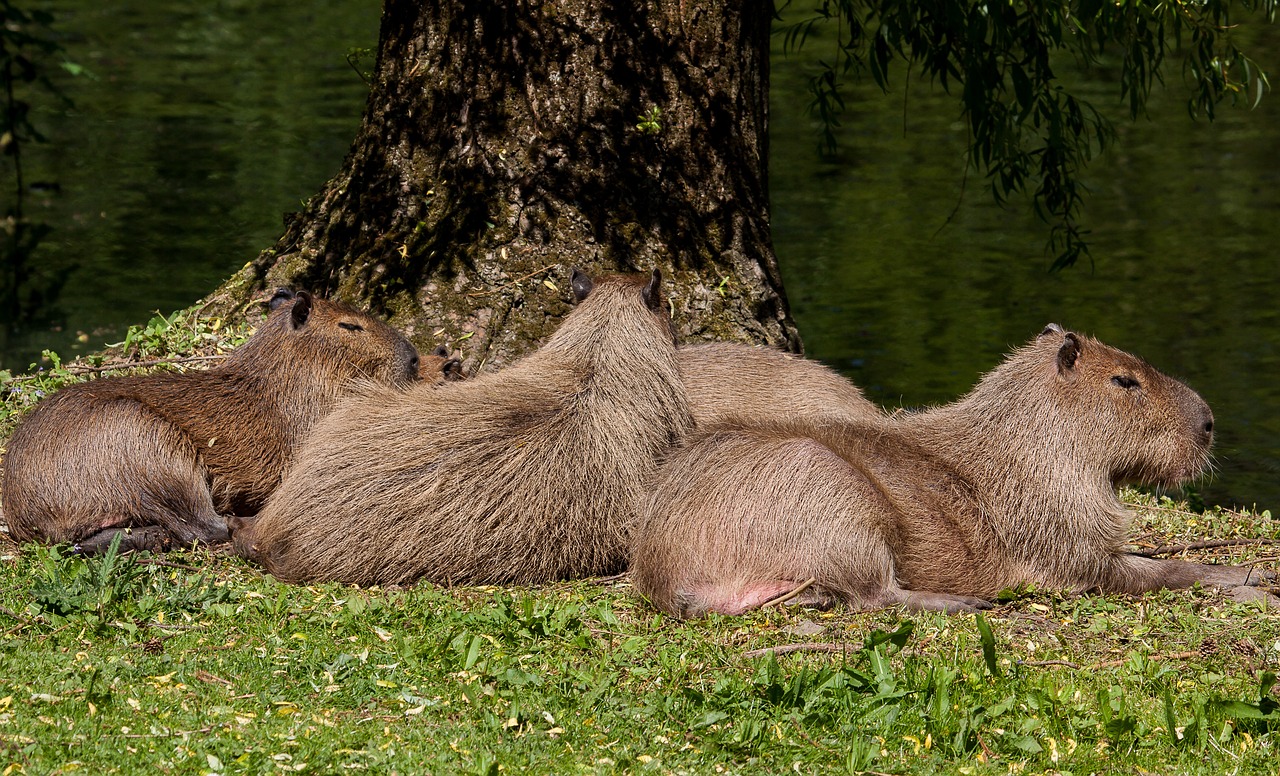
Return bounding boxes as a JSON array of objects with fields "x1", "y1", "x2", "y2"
[
  {"x1": 237, "y1": 269, "x2": 693, "y2": 586},
  {"x1": 632, "y1": 324, "x2": 1271, "y2": 617},
  {"x1": 677, "y1": 342, "x2": 880, "y2": 428},
  {"x1": 3, "y1": 290, "x2": 421, "y2": 553}
]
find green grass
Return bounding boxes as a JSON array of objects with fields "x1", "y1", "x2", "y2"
[
  {"x1": 1, "y1": 499, "x2": 1276, "y2": 775},
  {"x1": 0, "y1": 315, "x2": 1277, "y2": 774}
]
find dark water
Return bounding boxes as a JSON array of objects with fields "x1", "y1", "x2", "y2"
[
  {"x1": 1, "y1": 0, "x2": 380, "y2": 366},
  {"x1": 3, "y1": 5, "x2": 1278, "y2": 510}
]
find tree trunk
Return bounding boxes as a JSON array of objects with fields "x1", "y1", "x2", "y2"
[{"x1": 206, "y1": 0, "x2": 799, "y2": 371}]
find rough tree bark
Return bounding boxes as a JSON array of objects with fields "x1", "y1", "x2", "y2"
[{"x1": 205, "y1": 0, "x2": 800, "y2": 370}]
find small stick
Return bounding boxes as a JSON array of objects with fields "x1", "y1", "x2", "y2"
[
  {"x1": 120, "y1": 725, "x2": 216, "y2": 740},
  {"x1": 592, "y1": 571, "x2": 630, "y2": 584},
  {"x1": 464, "y1": 264, "x2": 559, "y2": 297},
  {"x1": 1019, "y1": 659, "x2": 1083, "y2": 670},
  {"x1": 975, "y1": 732, "x2": 996, "y2": 761},
  {"x1": 759, "y1": 577, "x2": 817, "y2": 609},
  {"x1": 0, "y1": 604, "x2": 31, "y2": 625},
  {"x1": 1135, "y1": 538, "x2": 1277, "y2": 557},
  {"x1": 743, "y1": 641, "x2": 859, "y2": 659},
  {"x1": 1089, "y1": 650, "x2": 1198, "y2": 670}
]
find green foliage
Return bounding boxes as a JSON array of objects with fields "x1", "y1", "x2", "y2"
[
  {"x1": 777, "y1": 0, "x2": 1276, "y2": 269},
  {"x1": 28, "y1": 537, "x2": 233, "y2": 632},
  {"x1": 0, "y1": 539, "x2": 1277, "y2": 773},
  {"x1": 634, "y1": 105, "x2": 663, "y2": 134}
]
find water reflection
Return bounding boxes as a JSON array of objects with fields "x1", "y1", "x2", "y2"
[{"x1": 0, "y1": 0, "x2": 379, "y2": 369}]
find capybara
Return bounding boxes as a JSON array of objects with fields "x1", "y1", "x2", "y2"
[
  {"x1": 3, "y1": 289, "x2": 422, "y2": 553},
  {"x1": 632, "y1": 324, "x2": 1274, "y2": 617},
  {"x1": 677, "y1": 342, "x2": 879, "y2": 428},
  {"x1": 236, "y1": 268, "x2": 694, "y2": 586},
  {"x1": 421, "y1": 344, "x2": 464, "y2": 384}
]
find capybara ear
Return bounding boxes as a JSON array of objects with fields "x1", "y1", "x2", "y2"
[
  {"x1": 1038, "y1": 323, "x2": 1064, "y2": 339},
  {"x1": 268, "y1": 288, "x2": 296, "y2": 311},
  {"x1": 571, "y1": 268, "x2": 594, "y2": 302},
  {"x1": 642, "y1": 268, "x2": 663, "y2": 313},
  {"x1": 432, "y1": 344, "x2": 450, "y2": 357},
  {"x1": 1057, "y1": 332, "x2": 1081, "y2": 374},
  {"x1": 291, "y1": 291, "x2": 314, "y2": 329}
]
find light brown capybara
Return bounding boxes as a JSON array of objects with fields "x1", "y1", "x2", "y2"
[
  {"x1": 631, "y1": 324, "x2": 1275, "y2": 617},
  {"x1": 2, "y1": 289, "x2": 422, "y2": 554},
  {"x1": 234, "y1": 268, "x2": 694, "y2": 586},
  {"x1": 421, "y1": 344, "x2": 464, "y2": 384},
  {"x1": 677, "y1": 342, "x2": 879, "y2": 428}
]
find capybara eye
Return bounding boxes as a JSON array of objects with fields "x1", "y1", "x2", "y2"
[
  {"x1": 1111, "y1": 375, "x2": 1140, "y2": 390},
  {"x1": 338, "y1": 322, "x2": 365, "y2": 332}
]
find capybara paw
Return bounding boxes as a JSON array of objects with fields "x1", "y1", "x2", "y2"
[
  {"x1": 1226, "y1": 585, "x2": 1280, "y2": 608},
  {"x1": 900, "y1": 591, "x2": 993, "y2": 613},
  {"x1": 1198, "y1": 563, "x2": 1273, "y2": 588}
]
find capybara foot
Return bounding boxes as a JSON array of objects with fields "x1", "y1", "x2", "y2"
[
  {"x1": 893, "y1": 590, "x2": 994, "y2": 613},
  {"x1": 1197, "y1": 563, "x2": 1275, "y2": 588},
  {"x1": 75, "y1": 526, "x2": 173, "y2": 555},
  {"x1": 1227, "y1": 586, "x2": 1280, "y2": 607}
]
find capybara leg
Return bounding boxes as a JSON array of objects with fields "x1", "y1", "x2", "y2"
[
  {"x1": 170, "y1": 509, "x2": 230, "y2": 546},
  {"x1": 1099, "y1": 554, "x2": 1274, "y2": 594},
  {"x1": 74, "y1": 526, "x2": 173, "y2": 555},
  {"x1": 226, "y1": 515, "x2": 261, "y2": 562},
  {"x1": 889, "y1": 590, "x2": 993, "y2": 613},
  {"x1": 1227, "y1": 587, "x2": 1280, "y2": 607},
  {"x1": 672, "y1": 580, "x2": 839, "y2": 617}
]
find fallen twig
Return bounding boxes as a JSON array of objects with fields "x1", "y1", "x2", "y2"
[
  {"x1": 0, "y1": 604, "x2": 30, "y2": 625},
  {"x1": 1020, "y1": 659, "x2": 1083, "y2": 670},
  {"x1": 464, "y1": 264, "x2": 559, "y2": 297},
  {"x1": 192, "y1": 669, "x2": 233, "y2": 687},
  {"x1": 743, "y1": 641, "x2": 859, "y2": 659},
  {"x1": 1134, "y1": 538, "x2": 1277, "y2": 557},
  {"x1": 120, "y1": 725, "x2": 216, "y2": 740},
  {"x1": 1089, "y1": 650, "x2": 1199, "y2": 670},
  {"x1": 760, "y1": 577, "x2": 818, "y2": 609},
  {"x1": 592, "y1": 571, "x2": 630, "y2": 584}
]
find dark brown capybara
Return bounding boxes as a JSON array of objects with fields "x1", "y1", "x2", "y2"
[
  {"x1": 676, "y1": 342, "x2": 880, "y2": 428},
  {"x1": 234, "y1": 268, "x2": 694, "y2": 586},
  {"x1": 2, "y1": 289, "x2": 422, "y2": 554},
  {"x1": 631, "y1": 324, "x2": 1275, "y2": 617}
]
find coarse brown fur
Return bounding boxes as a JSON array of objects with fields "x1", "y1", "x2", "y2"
[
  {"x1": 677, "y1": 343, "x2": 880, "y2": 428},
  {"x1": 632, "y1": 325, "x2": 1274, "y2": 617},
  {"x1": 3, "y1": 290, "x2": 421, "y2": 553},
  {"x1": 237, "y1": 269, "x2": 694, "y2": 586}
]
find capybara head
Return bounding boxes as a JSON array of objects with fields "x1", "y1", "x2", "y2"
[
  {"x1": 263, "y1": 289, "x2": 420, "y2": 388},
  {"x1": 979, "y1": 323, "x2": 1213, "y2": 489},
  {"x1": 569, "y1": 268, "x2": 677, "y2": 346}
]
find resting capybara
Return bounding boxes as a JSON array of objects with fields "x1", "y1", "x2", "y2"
[
  {"x1": 2, "y1": 289, "x2": 422, "y2": 553},
  {"x1": 236, "y1": 268, "x2": 694, "y2": 586},
  {"x1": 677, "y1": 343, "x2": 879, "y2": 428},
  {"x1": 421, "y1": 344, "x2": 464, "y2": 384},
  {"x1": 632, "y1": 324, "x2": 1273, "y2": 617}
]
